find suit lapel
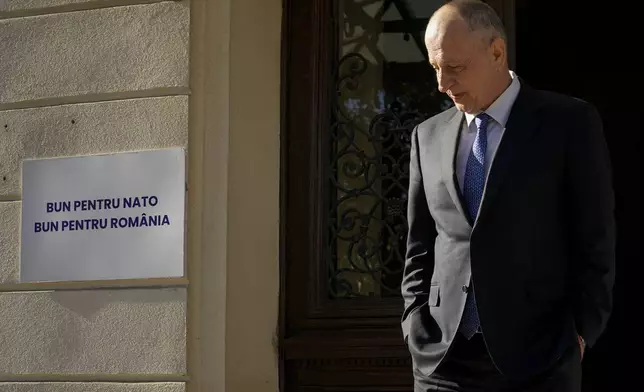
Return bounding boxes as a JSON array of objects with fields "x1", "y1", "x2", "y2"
[
  {"x1": 475, "y1": 83, "x2": 543, "y2": 227},
  {"x1": 440, "y1": 109, "x2": 469, "y2": 222}
]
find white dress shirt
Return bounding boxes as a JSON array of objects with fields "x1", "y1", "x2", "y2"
[{"x1": 456, "y1": 70, "x2": 521, "y2": 191}]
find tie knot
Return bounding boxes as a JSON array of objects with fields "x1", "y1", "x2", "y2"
[{"x1": 475, "y1": 112, "x2": 491, "y2": 130}]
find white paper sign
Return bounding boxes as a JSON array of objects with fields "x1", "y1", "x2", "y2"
[{"x1": 20, "y1": 148, "x2": 185, "y2": 282}]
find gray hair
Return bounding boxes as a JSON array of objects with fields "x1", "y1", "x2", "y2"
[{"x1": 444, "y1": 0, "x2": 507, "y2": 43}]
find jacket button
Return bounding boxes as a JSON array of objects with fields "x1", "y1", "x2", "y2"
[{"x1": 462, "y1": 285, "x2": 468, "y2": 293}]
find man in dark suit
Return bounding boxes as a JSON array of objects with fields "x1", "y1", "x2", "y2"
[{"x1": 400, "y1": 1, "x2": 616, "y2": 391}]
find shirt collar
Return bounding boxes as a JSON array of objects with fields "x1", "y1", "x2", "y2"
[{"x1": 464, "y1": 70, "x2": 521, "y2": 128}]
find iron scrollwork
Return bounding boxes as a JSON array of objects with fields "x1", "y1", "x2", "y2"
[
  {"x1": 328, "y1": 0, "x2": 452, "y2": 299},
  {"x1": 330, "y1": 53, "x2": 424, "y2": 298}
]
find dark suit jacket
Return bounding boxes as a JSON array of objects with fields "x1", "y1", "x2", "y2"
[{"x1": 401, "y1": 81, "x2": 616, "y2": 380}]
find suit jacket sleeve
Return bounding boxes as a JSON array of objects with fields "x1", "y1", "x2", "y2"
[
  {"x1": 401, "y1": 125, "x2": 435, "y2": 342},
  {"x1": 566, "y1": 102, "x2": 616, "y2": 349}
]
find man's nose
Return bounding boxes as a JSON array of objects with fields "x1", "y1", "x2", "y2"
[{"x1": 436, "y1": 72, "x2": 452, "y2": 93}]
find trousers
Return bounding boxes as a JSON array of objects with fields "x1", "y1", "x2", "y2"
[{"x1": 413, "y1": 333, "x2": 581, "y2": 392}]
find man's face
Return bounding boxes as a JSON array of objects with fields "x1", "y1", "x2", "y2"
[{"x1": 425, "y1": 20, "x2": 498, "y2": 113}]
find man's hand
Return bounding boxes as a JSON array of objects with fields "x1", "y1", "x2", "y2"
[{"x1": 578, "y1": 334, "x2": 586, "y2": 361}]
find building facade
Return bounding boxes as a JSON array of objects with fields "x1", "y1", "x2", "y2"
[{"x1": 1, "y1": 0, "x2": 280, "y2": 391}]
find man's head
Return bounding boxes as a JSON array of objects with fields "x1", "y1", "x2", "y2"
[{"x1": 425, "y1": 0, "x2": 510, "y2": 113}]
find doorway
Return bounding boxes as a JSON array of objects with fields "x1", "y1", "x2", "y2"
[{"x1": 281, "y1": 0, "x2": 637, "y2": 390}]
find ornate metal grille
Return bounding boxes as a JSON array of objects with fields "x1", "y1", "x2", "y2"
[{"x1": 328, "y1": 0, "x2": 453, "y2": 298}]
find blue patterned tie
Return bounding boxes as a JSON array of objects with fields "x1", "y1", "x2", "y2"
[{"x1": 459, "y1": 112, "x2": 491, "y2": 339}]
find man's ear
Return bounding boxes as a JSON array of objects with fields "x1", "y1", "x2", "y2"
[{"x1": 490, "y1": 37, "x2": 506, "y2": 67}]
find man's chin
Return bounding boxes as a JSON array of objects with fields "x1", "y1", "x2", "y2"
[
  {"x1": 453, "y1": 100, "x2": 475, "y2": 114},
  {"x1": 454, "y1": 101, "x2": 467, "y2": 112}
]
